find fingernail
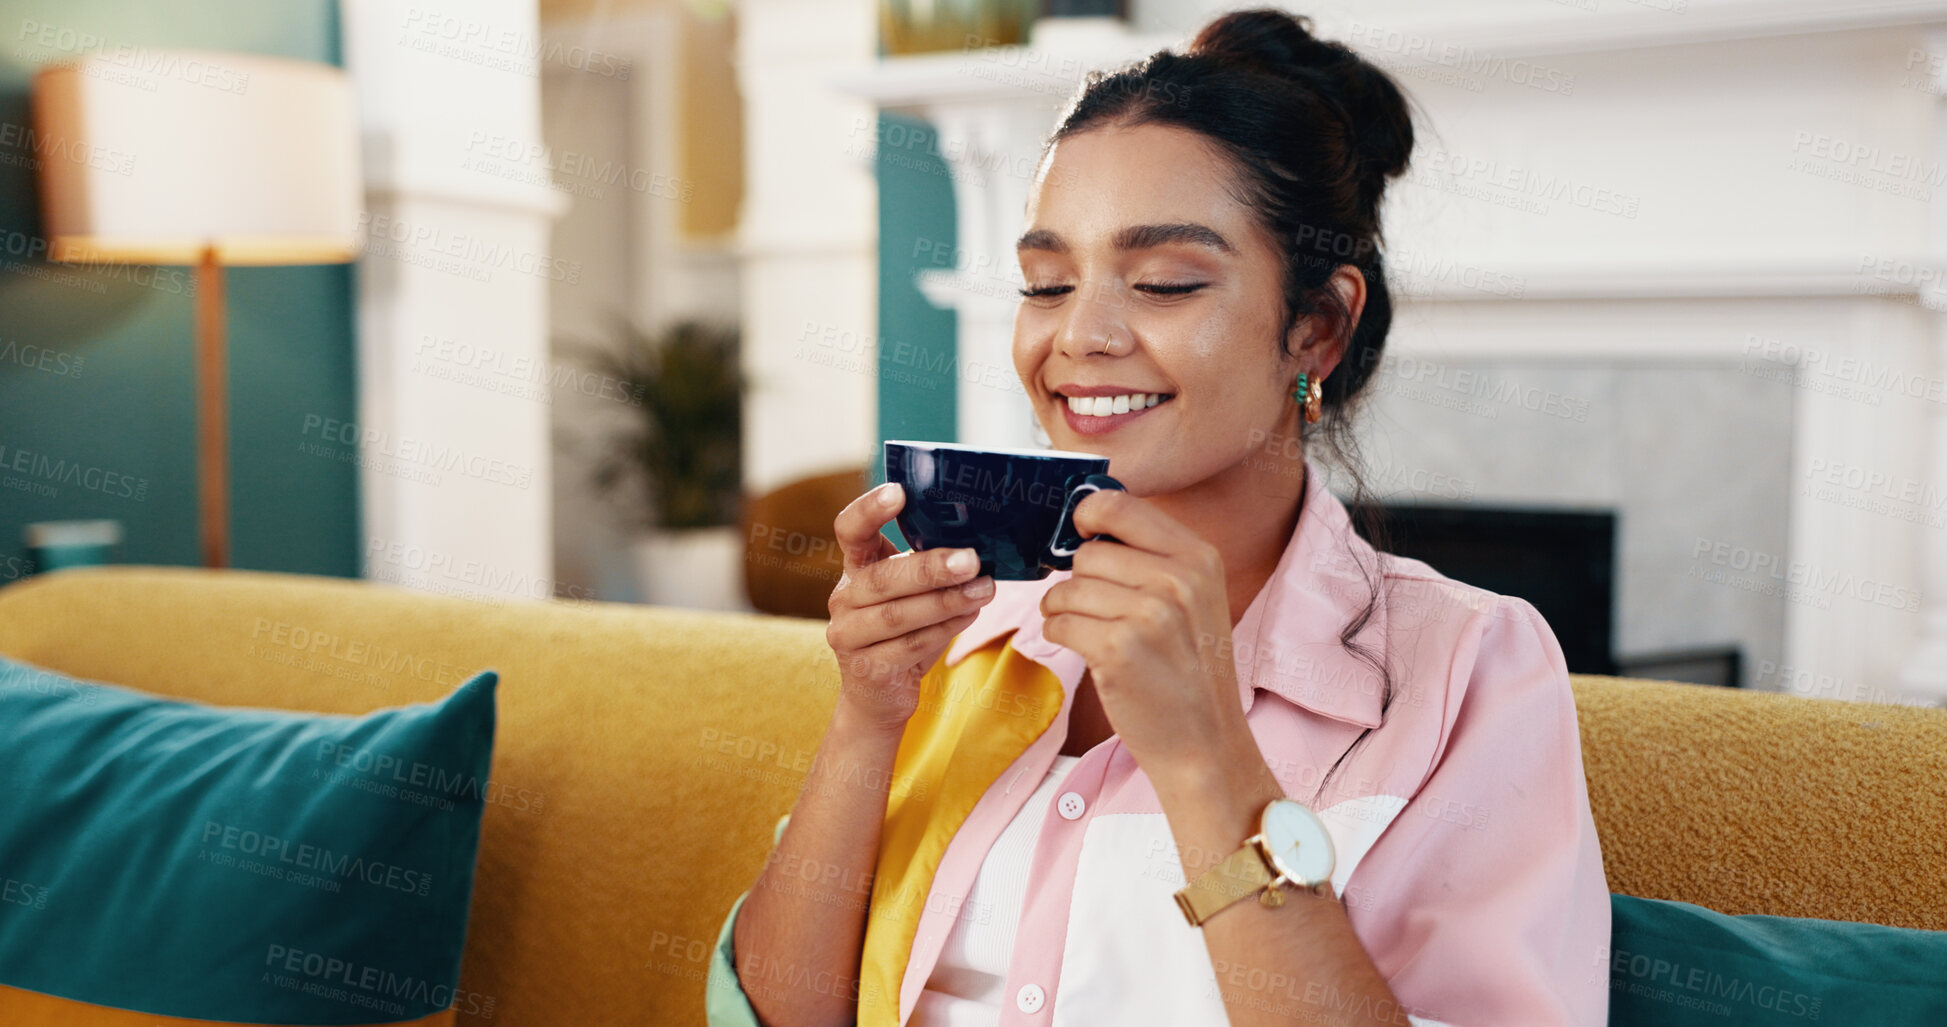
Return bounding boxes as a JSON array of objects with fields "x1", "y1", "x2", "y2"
[
  {"x1": 947, "y1": 550, "x2": 976, "y2": 575},
  {"x1": 961, "y1": 576, "x2": 994, "y2": 598},
  {"x1": 878, "y1": 483, "x2": 900, "y2": 506}
]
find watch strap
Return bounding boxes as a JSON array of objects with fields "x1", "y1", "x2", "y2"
[{"x1": 1173, "y1": 841, "x2": 1277, "y2": 927}]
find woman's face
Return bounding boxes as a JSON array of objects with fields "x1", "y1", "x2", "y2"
[{"x1": 1013, "y1": 121, "x2": 1344, "y2": 497}]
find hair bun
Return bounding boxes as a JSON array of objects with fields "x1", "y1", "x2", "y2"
[
  {"x1": 1188, "y1": 8, "x2": 1413, "y2": 184},
  {"x1": 1188, "y1": 7, "x2": 1347, "y2": 78}
]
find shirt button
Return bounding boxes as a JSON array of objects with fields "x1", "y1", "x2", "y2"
[
  {"x1": 1016, "y1": 983, "x2": 1045, "y2": 1012},
  {"x1": 1056, "y1": 791, "x2": 1086, "y2": 820}
]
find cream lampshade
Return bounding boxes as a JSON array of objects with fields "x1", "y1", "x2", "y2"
[{"x1": 31, "y1": 51, "x2": 362, "y2": 568}]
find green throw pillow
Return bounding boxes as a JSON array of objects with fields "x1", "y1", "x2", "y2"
[
  {"x1": 0, "y1": 655, "x2": 498, "y2": 1024},
  {"x1": 1609, "y1": 893, "x2": 1947, "y2": 1025}
]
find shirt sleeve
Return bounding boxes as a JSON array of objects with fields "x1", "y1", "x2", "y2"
[
  {"x1": 706, "y1": 813, "x2": 793, "y2": 1027},
  {"x1": 1346, "y1": 594, "x2": 1611, "y2": 1027}
]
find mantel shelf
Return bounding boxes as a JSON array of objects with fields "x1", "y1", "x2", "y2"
[
  {"x1": 830, "y1": 19, "x2": 1176, "y2": 112},
  {"x1": 833, "y1": 0, "x2": 1947, "y2": 110},
  {"x1": 1307, "y1": 0, "x2": 1947, "y2": 60}
]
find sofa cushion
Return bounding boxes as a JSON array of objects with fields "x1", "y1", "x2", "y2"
[
  {"x1": 1608, "y1": 894, "x2": 1947, "y2": 1025},
  {"x1": 0, "y1": 654, "x2": 497, "y2": 1025}
]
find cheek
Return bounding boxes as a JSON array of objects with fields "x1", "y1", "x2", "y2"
[
  {"x1": 1012, "y1": 321, "x2": 1050, "y2": 382},
  {"x1": 1181, "y1": 311, "x2": 1230, "y2": 361},
  {"x1": 1152, "y1": 322, "x2": 1274, "y2": 407},
  {"x1": 1201, "y1": 387, "x2": 1276, "y2": 451},
  {"x1": 1175, "y1": 358, "x2": 1290, "y2": 450}
]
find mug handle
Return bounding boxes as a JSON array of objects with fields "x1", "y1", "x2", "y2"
[{"x1": 1047, "y1": 473, "x2": 1125, "y2": 567}]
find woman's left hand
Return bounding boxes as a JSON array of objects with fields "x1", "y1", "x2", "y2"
[{"x1": 1038, "y1": 489, "x2": 1253, "y2": 789}]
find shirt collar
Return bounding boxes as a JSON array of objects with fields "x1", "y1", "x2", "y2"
[{"x1": 943, "y1": 456, "x2": 1389, "y2": 730}]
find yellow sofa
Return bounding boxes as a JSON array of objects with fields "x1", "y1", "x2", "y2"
[{"x1": 1, "y1": 566, "x2": 1943, "y2": 1027}]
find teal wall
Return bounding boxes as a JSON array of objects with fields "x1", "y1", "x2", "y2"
[
  {"x1": 0, "y1": 1, "x2": 357, "y2": 583},
  {"x1": 873, "y1": 111, "x2": 959, "y2": 488}
]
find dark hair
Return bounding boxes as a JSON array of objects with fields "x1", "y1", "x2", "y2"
[{"x1": 1044, "y1": 8, "x2": 1417, "y2": 802}]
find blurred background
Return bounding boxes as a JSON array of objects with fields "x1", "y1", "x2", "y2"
[{"x1": 3, "y1": 0, "x2": 1946, "y2": 705}]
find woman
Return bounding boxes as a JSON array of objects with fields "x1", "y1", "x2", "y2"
[{"x1": 708, "y1": 8, "x2": 1610, "y2": 1026}]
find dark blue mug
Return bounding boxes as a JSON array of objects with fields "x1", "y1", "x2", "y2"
[{"x1": 884, "y1": 440, "x2": 1125, "y2": 581}]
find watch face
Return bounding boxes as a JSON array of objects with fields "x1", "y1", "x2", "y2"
[{"x1": 1260, "y1": 799, "x2": 1335, "y2": 885}]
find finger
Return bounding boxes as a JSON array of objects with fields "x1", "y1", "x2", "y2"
[
  {"x1": 1068, "y1": 536, "x2": 1183, "y2": 593},
  {"x1": 1040, "y1": 609, "x2": 1110, "y2": 665},
  {"x1": 834, "y1": 483, "x2": 904, "y2": 570},
  {"x1": 853, "y1": 545, "x2": 982, "y2": 603},
  {"x1": 1069, "y1": 488, "x2": 1201, "y2": 558},
  {"x1": 829, "y1": 575, "x2": 995, "y2": 652},
  {"x1": 1040, "y1": 575, "x2": 1148, "y2": 623},
  {"x1": 846, "y1": 608, "x2": 983, "y2": 679}
]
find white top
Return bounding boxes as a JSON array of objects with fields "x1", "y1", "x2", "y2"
[{"x1": 909, "y1": 753, "x2": 1083, "y2": 1027}]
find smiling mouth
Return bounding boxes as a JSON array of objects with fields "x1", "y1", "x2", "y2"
[{"x1": 1057, "y1": 391, "x2": 1175, "y2": 417}]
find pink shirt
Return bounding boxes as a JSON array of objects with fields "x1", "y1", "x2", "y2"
[
  {"x1": 912, "y1": 753, "x2": 1084, "y2": 1026},
  {"x1": 886, "y1": 457, "x2": 1612, "y2": 1026}
]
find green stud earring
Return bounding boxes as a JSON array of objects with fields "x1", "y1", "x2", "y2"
[{"x1": 1292, "y1": 372, "x2": 1308, "y2": 405}]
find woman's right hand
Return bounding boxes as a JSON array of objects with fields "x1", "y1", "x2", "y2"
[{"x1": 826, "y1": 482, "x2": 996, "y2": 732}]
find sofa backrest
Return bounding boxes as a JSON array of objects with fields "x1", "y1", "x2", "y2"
[
  {"x1": 1, "y1": 566, "x2": 1942, "y2": 1027},
  {"x1": 1572, "y1": 670, "x2": 1945, "y2": 930}
]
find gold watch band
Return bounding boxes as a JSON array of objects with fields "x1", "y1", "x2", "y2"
[
  {"x1": 1173, "y1": 838, "x2": 1336, "y2": 927},
  {"x1": 1174, "y1": 842, "x2": 1275, "y2": 926}
]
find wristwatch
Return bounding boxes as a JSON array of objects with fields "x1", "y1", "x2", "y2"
[{"x1": 1173, "y1": 797, "x2": 1337, "y2": 927}]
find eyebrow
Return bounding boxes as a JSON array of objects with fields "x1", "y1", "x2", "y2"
[{"x1": 1015, "y1": 222, "x2": 1236, "y2": 256}]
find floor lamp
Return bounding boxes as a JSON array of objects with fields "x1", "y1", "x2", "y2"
[{"x1": 32, "y1": 51, "x2": 362, "y2": 569}]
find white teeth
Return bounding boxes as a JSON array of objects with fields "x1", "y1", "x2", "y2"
[{"x1": 1066, "y1": 392, "x2": 1170, "y2": 417}]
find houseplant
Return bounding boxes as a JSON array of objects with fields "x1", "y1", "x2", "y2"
[{"x1": 576, "y1": 318, "x2": 747, "y2": 610}]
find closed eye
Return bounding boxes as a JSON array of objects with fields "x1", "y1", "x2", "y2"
[{"x1": 1015, "y1": 282, "x2": 1208, "y2": 298}]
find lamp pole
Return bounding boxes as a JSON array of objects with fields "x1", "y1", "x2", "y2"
[{"x1": 195, "y1": 245, "x2": 228, "y2": 569}]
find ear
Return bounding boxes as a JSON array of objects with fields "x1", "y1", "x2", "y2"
[{"x1": 1285, "y1": 265, "x2": 1366, "y2": 379}]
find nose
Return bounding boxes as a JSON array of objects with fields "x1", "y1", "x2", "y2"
[{"x1": 1055, "y1": 280, "x2": 1130, "y2": 359}]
